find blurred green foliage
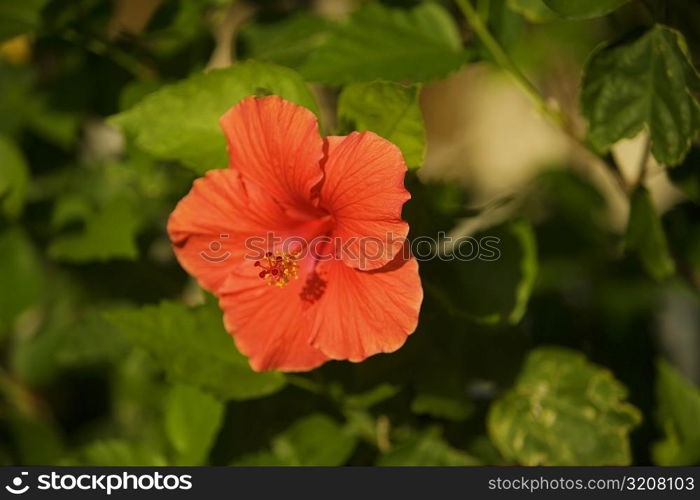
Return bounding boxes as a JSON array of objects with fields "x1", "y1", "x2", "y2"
[
  {"x1": 0, "y1": 0, "x2": 49, "y2": 43},
  {"x1": 0, "y1": 0, "x2": 699, "y2": 467}
]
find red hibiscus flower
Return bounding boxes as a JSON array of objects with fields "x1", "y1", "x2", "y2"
[{"x1": 167, "y1": 96, "x2": 423, "y2": 372}]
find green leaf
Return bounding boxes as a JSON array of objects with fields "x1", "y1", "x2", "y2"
[
  {"x1": 430, "y1": 219, "x2": 538, "y2": 324},
  {"x1": 300, "y1": 3, "x2": 469, "y2": 84},
  {"x1": 48, "y1": 195, "x2": 143, "y2": 262},
  {"x1": 410, "y1": 362, "x2": 473, "y2": 421},
  {"x1": 72, "y1": 440, "x2": 167, "y2": 466},
  {"x1": 625, "y1": 186, "x2": 675, "y2": 281},
  {"x1": 0, "y1": 0, "x2": 48, "y2": 42},
  {"x1": 24, "y1": 99, "x2": 80, "y2": 150},
  {"x1": 13, "y1": 308, "x2": 129, "y2": 387},
  {"x1": 508, "y1": 0, "x2": 557, "y2": 23},
  {"x1": 111, "y1": 61, "x2": 318, "y2": 174},
  {"x1": 467, "y1": 435, "x2": 507, "y2": 465},
  {"x1": 6, "y1": 417, "x2": 64, "y2": 465},
  {"x1": 581, "y1": 25, "x2": 700, "y2": 166},
  {"x1": 543, "y1": 0, "x2": 631, "y2": 19},
  {"x1": 337, "y1": 81, "x2": 425, "y2": 169},
  {"x1": 271, "y1": 414, "x2": 356, "y2": 466},
  {"x1": 488, "y1": 347, "x2": 642, "y2": 465},
  {"x1": 411, "y1": 393, "x2": 474, "y2": 422},
  {"x1": 233, "y1": 414, "x2": 356, "y2": 466},
  {"x1": 111, "y1": 350, "x2": 170, "y2": 452},
  {"x1": 377, "y1": 427, "x2": 480, "y2": 466},
  {"x1": 51, "y1": 310, "x2": 129, "y2": 367},
  {"x1": 0, "y1": 135, "x2": 28, "y2": 218},
  {"x1": 165, "y1": 384, "x2": 225, "y2": 465},
  {"x1": 341, "y1": 384, "x2": 401, "y2": 410},
  {"x1": 118, "y1": 79, "x2": 163, "y2": 112},
  {"x1": 653, "y1": 359, "x2": 700, "y2": 465},
  {"x1": 105, "y1": 301, "x2": 285, "y2": 401},
  {"x1": 0, "y1": 63, "x2": 33, "y2": 137},
  {"x1": 332, "y1": 385, "x2": 401, "y2": 446},
  {"x1": 143, "y1": 0, "x2": 214, "y2": 58},
  {"x1": 667, "y1": 144, "x2": 700, "y2": 204},
  {"x1": 0, "y1": 227, "x2": 43, "y2": 332},
  {"x1": 232, "y1": 451, "x2": 288, "y2": 466},
  {"x1": 240, "y1": 13, "x2": 331, "y2": 70}
]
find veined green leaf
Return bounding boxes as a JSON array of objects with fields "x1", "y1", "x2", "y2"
[
  {"x1": 111, "y1": 61, "x2": 318, "y2": 174},
  {"x1": 240, "y1": 13, "x2": 331, "y2": 70},
  {"x1": 581, "y1": 25, "x2": 700, "y2": 165},
  {"x1": 488, "y1": 347, "x2": 641, "y2": 465},
  {"x1": 300, "y1": 3, "x2": 470, "y2": 84},
  {"x1": 105, "y1": 301, "x2": 285, "y2": 401}
]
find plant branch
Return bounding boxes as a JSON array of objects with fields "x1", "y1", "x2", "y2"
[
  {"x1": 636, "y1": 133, "x2": 652, "y2": 187},
  {"x1": 603, "y1": 152, "x2": 630, "y2": 193},
  {"x1": 61, "y1": 29, "x2": 155, "y2": 81},
  {"x1": 0, "y1": 366, "x2": 42, "y2": 419},
  {"x1": 455, "y1": 0, "x2": 629, "y2": 194},
  {"x1": 376, "y1": 415, "x2": 392, "y2": 452},
  {"x1": 206, "y1": 0, "x2": 256, "y2": 71},
  {"x1": 455, "y1": 0, "x2": 566, "y2": 129}
]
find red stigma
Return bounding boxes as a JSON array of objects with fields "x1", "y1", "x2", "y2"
[{"x1": 252, "y1": 251, "x2": 300, "y2": 287}]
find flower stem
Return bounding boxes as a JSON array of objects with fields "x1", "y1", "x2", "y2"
[
  {"x1": 636, "y1": 134, "x2": 652, "y2": 187},
  {"x1": 454, "y1": 0, "x2": 629, "y2": 193},
  {"x1": 455, "y1": 0, "x2": 566, "y2": 129}
]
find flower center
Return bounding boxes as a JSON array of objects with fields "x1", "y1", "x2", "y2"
[{"x1": 254, "y1": 251, "x2": 300, "y2": 287}]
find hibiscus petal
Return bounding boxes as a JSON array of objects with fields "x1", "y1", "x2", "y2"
[
  {"x1": 167, "y1": 168, "x2": 297, "y2": 294},
  {"x1": 309, "y1": 253, "x2": 422, "y2": 362},
  {"x1": 219, "y1": 95, "x2": 324, "y2": 210},
  {"x1": 320, "y1": 132, "x2": 410, "y2": 270},
  {"x1": 218, "y1": 259, "x2": 328, "y2": 372}
]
